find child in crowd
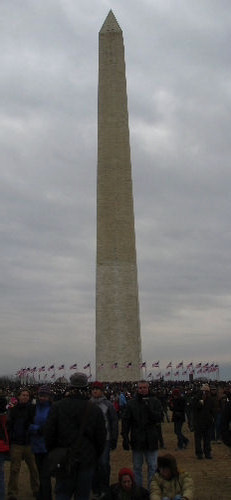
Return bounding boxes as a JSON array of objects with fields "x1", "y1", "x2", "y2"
[{"x1": 150, "y1": 454, "x2": 193, "y2": 500}]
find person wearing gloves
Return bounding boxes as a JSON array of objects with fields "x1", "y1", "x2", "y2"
[
  {"x1": 121, "y1": 380, "x2": 162, "y2": 488},
  {"x1": 150, "y1": 454, "x2": 194, "y2": 500},
  {"x1": 29, "y1": 385, "x2": 53, "y2": 500}
]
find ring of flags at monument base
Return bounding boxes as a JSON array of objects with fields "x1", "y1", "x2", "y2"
[
  {"x1": 98, "y1": 360, "x2": 220, "y2": 379},
  {"x1": 16, "y1": 360, "x2": 220, "y2": 380},
  {"x1": 16, "y1": 362, "x2": 92, "y2": 380}
]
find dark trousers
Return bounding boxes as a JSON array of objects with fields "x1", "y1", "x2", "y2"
[
  {"x1": 55, "y1": 465, "x2": 94, "y2": 500},
  {"x1": 92, "y1": 441, "x2": 111, "y2": 494},
  {"x1": 194, "y1": 428, "x2": 211, "y2": 457},
  {"x1": 35, "y1": 452, "x2": 52, "y2": 500},
  {"x1": 174, "y1": 421, "x2": 188, "y2": 449}
]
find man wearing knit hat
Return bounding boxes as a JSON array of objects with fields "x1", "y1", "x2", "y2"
[
  {"x1": 90, "y1": 381, "x2": 118, "y2": 498},
  {"x1": 45, "y1": 373, "x2": 106, "y2": 500}
]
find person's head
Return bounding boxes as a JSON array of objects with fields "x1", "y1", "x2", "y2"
[
  {"x1": 69, "y1": 372, "x2": 88, "y2": 393},
  {"x1": 17, "y1": 389, "x2": 30, "y2": 404},
  {"x1": 137, "y1": 380, "x2": 149, "y2": 397},
  {"x1": 172, "y1": 389, "x2": 180, "y2": 399},
  {"x1": 38, "y1": 385, "x2": 52, "y2": 403},
  {"x1": 158, "y1": 454, "x2": 178, "y2": 480},
  {"x1": 118, "y1": 468, "x2": 134, "y2": 491},
  {"x1": 91, "y1": 381, "x2": 104, "y2": 398},
  {"x1": 201, "y1": 384, "x2": 210, "y2": 398}
]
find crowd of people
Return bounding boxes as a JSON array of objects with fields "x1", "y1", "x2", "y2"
[{"x1": 0, "y1": 375, "x2": 231, "y2": 500}]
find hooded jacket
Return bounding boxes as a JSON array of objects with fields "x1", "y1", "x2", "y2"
[{"x1": 150, "y1": 454, "x2": 194, "y2": 500}]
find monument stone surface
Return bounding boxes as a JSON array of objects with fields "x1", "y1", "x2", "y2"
[{"x1": 96, "y1": 11, "x2": 142, "y2": 381}]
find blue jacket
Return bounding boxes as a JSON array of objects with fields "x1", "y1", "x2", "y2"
[{"x1": 29, "y1": 401, "x2": 51, "y2": 454}]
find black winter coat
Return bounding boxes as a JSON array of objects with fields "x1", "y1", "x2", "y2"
[
  {"x1": 171, "y1": 397, "x2": 186, "y2": 423},
  {"x1": 121, "y1": 395, "x2": 162, "y2": 451},
  {"x1": 7, "y1": 403, "x2": 35, "y2": 445},
  {"x1": 44, "y1": 396, "x2": 106, "y2": 466},
  {"x1": 221, "y1": 401, "x2": 231, "y2": 447},
  {"x1": 192, "y1": 392, "x2": 215, "y2": 431},
  {"x1": 104, "y1": 483, "x2": 149, "y2": 500}
]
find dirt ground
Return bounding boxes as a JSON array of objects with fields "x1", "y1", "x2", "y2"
[{"x1": 4, "y1": 420, "x2": 231, "y2": 499}]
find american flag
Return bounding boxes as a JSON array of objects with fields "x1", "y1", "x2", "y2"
[
  {"x1": 48, "y1": 365, "x2": 54, "y2": 371},
  {"x1": 174, "y1": 371, "x2": 179, "y2": 376},
  {"x1": 83, "y1": 363, "x2": 90, "y2": 369},
  {"x1": 195, "y1": 362, "x2": 202, "y2": 368},
  {"x1": 152, "y1": 361, "x2": 159, "y2": 368},
  {"x1": 165, "y1": 371, "x2": 171, "y2": 377},
  {"x1": 126, "y1": 362, "x2": 132, "y2": 368},
  {"x1": 70, "y1": 363, "x2": 77, "y2": 370},
  {"x1": 58, "y1": 364, "x2": 65, "y2": 370},
  {"x1": 176, "y1": 361, "x2": 183, "y2": 369},
  {"x1": 112, "y1": 362, "x2": 118, "y2": 369},
  {"x1": 140, "y1": 362, "x2": 146, "y2": 368},
  {"x1": 39, "y1": 366, "x2": 45, "y2": 373},
  {"x1": 186, "y1": 362, "x2": 193, "y2": 370},
  {"x1": 166, "y1": 362, "x2": 172, "y2": 369},
  {"x1": 98, "y1": 363, "x2": 104, "y2": 370}
]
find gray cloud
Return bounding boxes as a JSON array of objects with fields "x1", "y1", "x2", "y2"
[{"x1": 1, "y1": 0, "x2": 231, "y2": 379}]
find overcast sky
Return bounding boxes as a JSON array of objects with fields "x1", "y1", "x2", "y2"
[{"x1": 1, "y1": 0, "x2": 231, "y2": 380}]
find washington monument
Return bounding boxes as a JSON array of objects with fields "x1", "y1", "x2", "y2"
[{"x1": 96, "y1": 11, "x2": 142, "y2": 381}]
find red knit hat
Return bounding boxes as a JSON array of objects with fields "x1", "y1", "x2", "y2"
[
  {"x1": 118, "y1": 468, "x2": 134, "y2": 483},
  {"x1": 92, "y1": 381, "x2": 104, "y2": 391},
  {"x1": 172, "y1": 388, "x2": 180, "y2": 396}
]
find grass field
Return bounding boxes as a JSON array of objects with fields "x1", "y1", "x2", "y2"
[{"x1": 4, "y1": 420, "x2": 231, "y2": 499}]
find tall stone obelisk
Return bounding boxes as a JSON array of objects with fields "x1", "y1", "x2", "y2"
[{"x1": 96, "y1": 11, "x2": 142, "y2": 381}]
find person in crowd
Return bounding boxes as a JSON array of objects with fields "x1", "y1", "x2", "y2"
[
  {"x1": 169, "y1": 389, "x2": 189, "y2": 451},
  {"x1": 104, "y1": 467, "x2": 149, "y2": 500},
  {"x1": 7, "y1": 388, "x2": 39, "y2": 500},
  {"x1": 0, "y1": 389, "x2": 9, "y2": 500},
  {"x1": 122, "y1": 380, "x2": 162, "y2": 488},
  {"x1": 44, "y1": 372, "x2": 106, "y2": 500},
  {"x1": 90, "y1": 381, "x2": 118, "y2": 498},
  {"x1": 192, "y1": 384, "x2": 215, "y2": 459},
  {"x1": 211, "y1": 385, "x2": 227, "y2": 444},
  {"x1": 157, "y1": 391, "x2": 170, "y2": 424},
  {"x1": 150, "y1": 453, "x2": 194, "y2": 500},
  {"x1": 184, "y1": 389, "x2": 194, "y2": 432},
  {"x1": 29, "y1": 385, "x2": 53, "y2": 500},
  {"x1": 119, "y1": 391, "x2": 127, "y2": 418},
  {"x1": 221, "y1": 395, "x2": 231, "y2": 448}
]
